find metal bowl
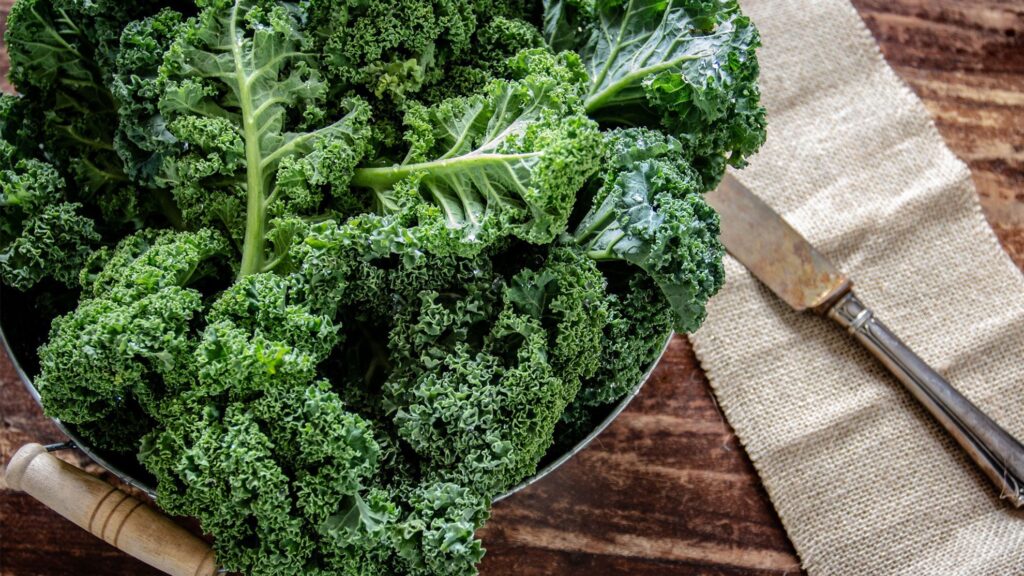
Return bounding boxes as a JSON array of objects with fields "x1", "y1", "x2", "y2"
[{"x1": 1, "y1": 285, "x2": 671, "y2": 501}]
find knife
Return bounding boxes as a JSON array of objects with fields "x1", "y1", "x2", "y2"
[{"x1": 707, "y1": 174, "x2": 1024, "y2": 507}]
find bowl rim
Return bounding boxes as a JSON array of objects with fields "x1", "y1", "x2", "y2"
[{"x1": 0, "y1": 320, "x2": 672, "y2": 502}]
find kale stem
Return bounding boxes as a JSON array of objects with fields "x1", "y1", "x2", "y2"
[
  {"x1": 233, "y1": 0, "x2": 267, "y2": 278},
  {"x1": 585, "y1": 55, "x2": 700, "y2": 114},
  {"x1": 574, "y1": 202, "x2": 617, "y2": 242},
  {"x1": 261, "y1": 253, "x2": 286, "y2": 273},
  {"x1": 351, "y1": 152, "x2": 543, "y2": 196}
]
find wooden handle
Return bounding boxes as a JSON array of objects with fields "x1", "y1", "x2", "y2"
[{"x1": 5, "y1": 443, "x2": 217, "y2": 576}]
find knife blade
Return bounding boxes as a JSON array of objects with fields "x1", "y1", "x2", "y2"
[
  {"x1": 706, "y1": 173, "x2": 1024, "y2": 507},
  {"x1": 708, "y1": 175, "x2": 850, "y2": 312}
]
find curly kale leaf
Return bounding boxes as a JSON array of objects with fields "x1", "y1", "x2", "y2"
[
  {"x1": 551, "y1": 269, "x2": 673, "y2": 455},
  {"x1": 417, "y1": 16, "x2": 546, "y2": 105},
  {"x1": 5, "y1": 0, "x2": 174, "y2": 225},
  {"x1": 0, "y1": 199, "x2": 99, "y2": 291},
  {"x1": 302, "y1": 0, "x2": 477, "y2": 102},
  {"x1": 0, "y1": 140, "x2": 100, "y2": 290},
  {"x1": 393, "y1": 482, "x2": 488, "y2": 576},
  {"x1": 385, "y1": 246, "x2": 604, "y2": 495},
  {"x1": 576, "y1": 272, "x2": 672, "y2": 406},
  {"x1": 141, "y1": 403, "x2": 307, "y2": 575},
  {"x1": 157, "y1": 0, "x2": 372, "y2": 275},
  {"x1": 113, "y1": 9, "x2": 189, "y2": 187},
  {"x1": 571, "y1": 129, "x2": 724, "y2": 332},
  {"x1": 350, "y1": 50, "x2": 602, "y2": 256},
  {"x1": 505, "y1": 246, "x2": 608, "y2": 384},
  {"x1": 547, "y1": 0, "x2": 766, "y2": 185},
  {"x1": 34, "y1": 229, "x2": 228, "y2": 443},
  {"x1": 389, "y1": 328, "x2": 555, "y2": 554},
  {"x1": 192, "y1": 271, "x2": 341, "y2": 403},
  {"x1": 141, "y1": 383, "x2": 391, "y2": 576}
]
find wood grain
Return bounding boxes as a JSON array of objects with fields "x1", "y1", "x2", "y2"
[
  {"x1": 850, "y1": 0, "x2": 1024, "y2": 257},
  {"x1": 1, "y1": 1, "x2": 1022, "y2": 575}
]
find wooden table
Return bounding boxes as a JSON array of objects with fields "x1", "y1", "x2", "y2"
[{"x1": 1, "y1": 1, "x2": 1022, "y2": 574}]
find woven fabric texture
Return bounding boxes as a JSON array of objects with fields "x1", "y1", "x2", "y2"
[{"x1": 689, "y1": 1, "x2": 1024, "y2": 574}]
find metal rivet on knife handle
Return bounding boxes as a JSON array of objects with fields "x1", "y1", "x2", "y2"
[{"x1": 707, "y1": 174, "x2": 1024, "y2": 507}]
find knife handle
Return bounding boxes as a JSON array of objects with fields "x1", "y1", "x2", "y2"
[{"x1": 828, "y1": 291, "x2": 1024, "y2": 507}]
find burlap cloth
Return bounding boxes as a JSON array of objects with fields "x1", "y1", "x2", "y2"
[{"x1": 689, "y1": 0, "x2": 1024, "y2": 574}]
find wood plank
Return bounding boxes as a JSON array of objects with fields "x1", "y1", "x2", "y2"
[{"x1": 851, "y1": 0, "x2": 1024, "y2": 241}]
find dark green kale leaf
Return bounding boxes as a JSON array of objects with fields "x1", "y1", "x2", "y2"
[
  {"x1": 0, "y1": 135, "x2": 100, "y2": 290},
  {"x1": 112, "y1": 8, "x2": 190, "y2": 187},
  {"x1": 393, "y1": 482, "x2": 488, "y2": 576},
  {"x1": 5, "y1": 0, "x2": 182, "y2": 227},
  {"x1": 302, "y1": 0, "x2": 478, "y2": 103},
  {"x1": 546, "y1": 0, "x2": 767, "y2": 186},
  {"x1": 417, "y1": 16, "x2": 546, "y2": 104},
  {"x1": 384, "y1": 246, "x2": 606, "y2": 496},
  {"x1": 34, "y1": 229, "x2": 229, "y2": 444},
  {"x1": 570, "y1": 128, "x2": 724, "y2": 332},
  {"x1": 540, "y1": 0, "x2": 593, "y2": 52},
  {"x1": 141, "y1": 382, "x2": 392, "y2": 576},
  {"x1": 576, "y1": 272, "x2": 673, "y2": 406}
]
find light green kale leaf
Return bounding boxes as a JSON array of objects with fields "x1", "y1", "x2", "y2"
[
  {"x1": 157, "y1": 0, "x2": 372, "y2": 277},
  {"x1": 350, "y1": 50, "x2": 603, "y2": 256}
]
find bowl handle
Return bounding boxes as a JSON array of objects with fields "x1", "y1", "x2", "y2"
[{"x1": 5, "y1": 443, "x2": 217, "y2": 576}]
